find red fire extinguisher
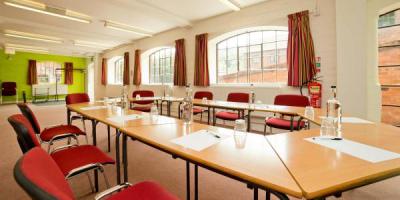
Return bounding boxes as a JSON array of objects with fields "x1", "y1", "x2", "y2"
[{"x1": 308, "y1": 81, "x2": 322, "y2": 108}]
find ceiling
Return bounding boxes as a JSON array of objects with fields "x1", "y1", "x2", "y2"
[{"x1": 0, "y1": 0, "x2": 267, "y2": 57}]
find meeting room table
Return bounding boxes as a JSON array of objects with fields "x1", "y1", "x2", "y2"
[{"x1": 66, "y1": 101, "x2": 400, "y2": 200}]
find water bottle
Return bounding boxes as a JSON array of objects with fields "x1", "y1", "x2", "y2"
[
  {"x1": 182, "y1": 85, "x2": 193, "y2": 125},
  {"x1": 326, "y1": 86, "x2": 342, "y2": 137},
  {"x1": 120, "y1": 86, "x2": 128, "y2": 110}
]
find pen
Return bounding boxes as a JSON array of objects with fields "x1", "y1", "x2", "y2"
[
  {"x1": 312, "y1": 137, "x2": 343, "y2": 141},
  {"x1": 207, "y1": 130, "x2": 221, "y2": 138}
]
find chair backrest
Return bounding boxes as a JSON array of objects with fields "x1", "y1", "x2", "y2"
[
  {"x1": 194, "y1": 91, "x2": 213, "y2": 100},
  {"x1": 227, "y1": 93, "x2": 249, "y2": 103},
  {"x1": 8, "y1": 114, "x2": 41, "y2": 153},
  {"x1": 132, "y1": 90, "x2": 154, "y2": 105},
  {"x1": 14, "y1": 147, "x2": 75, "y2": 200},
  {"x1": 274, "y1": 94, "x2": 310, "y2": 107},
  {"x1": 65, "y1": 93, "x2": 90, "y2": 105},
  {"x1": 17, "y1": 103, "x2": 41, "y2": 134}
]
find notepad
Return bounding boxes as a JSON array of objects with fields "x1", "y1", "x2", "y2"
[
  {"x1": 170, "y1": 130, "x2": 232, "y2": 151},
  {"x1": 341, "y1": 117, "x2": 372, "y2": 124},
  {"x1": 107, "y1": 114, "x2": 143, "y2": 123},
  {"x1": 306, "y1": 137, "x2": 400, "y2": 163},
  {"x1": 80, "y1": 106, "x2": 107, "y2": 110}
]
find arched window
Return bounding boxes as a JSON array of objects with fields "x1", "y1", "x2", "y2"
[
  {"x1": 213, "y1": 27, "x2": 288, "y2": 84},
  {"x1": 148, "y1": 47, "x2": 175, "y2": 84}
]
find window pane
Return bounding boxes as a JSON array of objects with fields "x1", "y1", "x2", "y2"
[
  {"x1": 276, "y1": 31, "x2": 288, "y2": 41},
  {"x1": 227, "y1": 37, "x2": 237, "y2": 48},
  {"x1": 238, "y1": 47, "x2": 248, "y2": 72},
  {"x1": 249, "y1": 45, "x2": 261, "y2": 69},
  {"x1": 238, "y1": 33, "x2": 249, "y2": 46},
  {"x1": 227, "y1": 60, "x2": 237, "y2": 74},
  {"x1": 263, "y1": 31, "x2": 275, "y2": 43},
  {"x1": 218, "y1": 61, "x2": 227, "y2": 75},
  {"x1": 250, "y1": 31, "x2": 262, "y2": 45},
  {"x1": 218, "y1": 49, "x2": 227, "y2": 61},
  {"x1": 218, "y1": 41, "x2": 227, "y2": 49},
  {"x1": 227, "y1": 48, "x2": 237, "y2": 60}
]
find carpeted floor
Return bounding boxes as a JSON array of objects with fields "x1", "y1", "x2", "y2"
[{"x1": 1, "y1": 104, "x2": 399, "y2": 200}]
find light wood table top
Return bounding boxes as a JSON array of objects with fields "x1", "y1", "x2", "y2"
[
  {"x1": 266, "y1": 123, "x2": 400, "y2": 199},
  {"x1": 120, "y1": 121, "x2": 303, "y2": 198},
  {"x1": 67, "y1": 102, "x2": 179, "y2": 129}
]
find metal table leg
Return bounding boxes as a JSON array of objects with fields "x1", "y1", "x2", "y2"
[
  {"x1": 247, "y1": 110, "x2": 252, "y2": 132},
  {"x1": 91, "y1": 119, "x2": 99, "y2": 191},
  {"x1": 254, "y1": 187, "x2": 258, "y2": 200},
  {"x1": 67, "y1": 109, "x2": 71, "y2": 125},
  {"x1": 186, "y1": 161, "x2": 191, "y2": 200},
  {"x1": 115, "y1": 130, "x2": 122, "y2": 184},
  {"x1": 122, "y1": 133, "x2": 128, "y2": 183},
  {"x1": 195, "y1": 164, "x2": 198, "y2": 200}
]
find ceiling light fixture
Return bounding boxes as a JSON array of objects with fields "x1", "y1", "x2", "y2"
[
  {"x1": 4, "y1": 30, "x2": 63, "y2": 43},
  {"x1": 4, "y1": 0, "x2": 92, "y2": 23},
  {"x1": 5, "y1": 43, "x2": 49, "y2": 53},
  {"x1": 104, "y1": 21, "x2": 153, "y2": 37},
  {"x1": 74, "y1": 40, "x2": 114, "y2": 48},
  {"x1": 218, "y1": 0, "x2": 240, "y2": 11}
]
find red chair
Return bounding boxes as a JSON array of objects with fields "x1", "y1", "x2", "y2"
[
  {"x1": 65, "y1": 93, "x2": 90, "y2": 131},
  {"x1": 1, "y1": 82, "x2": 17, "y2": 104},
  {"x1": 214, "y1": 93, "x2": 249, "y2": 126},
  {"x1": 264, "y1": 94, "x2": 310, "y2": 134},
  {"x1": 14, "y1": 147, "x2": 178, "y2": 200},
  {"x1": 8, "y1": 114, "x2": 115, "y2": 193},
  {"x1": 193, "y1": 91, "x2": 213, "y2": 121},
  {"x1": 17, "y1": 103, "x2": 88, "y2": 152},
  {"x1": 130, "y1": 90, "x2": 155, "y2": 112}
]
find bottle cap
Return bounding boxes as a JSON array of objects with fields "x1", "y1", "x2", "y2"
[{"x1": 331, "y1": 85, "x2": 336, "y2": 89}]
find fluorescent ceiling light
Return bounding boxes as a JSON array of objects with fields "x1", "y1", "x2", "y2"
[
  {"x1": 74, "y1": 40, "x2": 113, "y2": 48},
  {"x1": 104, "y1": 21, "x2": 153, "y2": 37},
  {"x1": 218, "y1": 0, "x2": 240, "y2": 11},
  {"x1": 4, "y1": 30, "x2": 63, "y2": 43},
  {"x1": 5, "y1": 43, "x2": 49, "y2": 53},
  {"x1": 4, "y1": 0, "x2": 91, "y2": 23}
]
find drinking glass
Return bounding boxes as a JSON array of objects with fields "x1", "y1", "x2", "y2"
[
  {"x1": 202, "y1": 97, "x2": 208, "y2": 103},
  {"x1": 150, "y1": 105, "x2": 159, "y2": 120},
  {"x1": 136, "y1": 94, "x2": 141, "y2": 100},
  {"x1": 234, "y1": 119, "x2": 247, "y2": 148},
  {"x1": 320, "y1": 117, "x2": 335, "y2": 138},
  {"x1": 304, "y1": 106, "x2": 315, "y2": 120}
]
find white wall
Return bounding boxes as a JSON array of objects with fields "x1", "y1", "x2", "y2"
[{"x1": 96, "y1": 0, "x2": 337, "y2": 109}]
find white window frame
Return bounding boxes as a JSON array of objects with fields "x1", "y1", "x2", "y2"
[
  {"x1": 107, "y1": 56, "x2": 124, "y2": 85},
  {"x1": 148, "y1": 47, "x2": 175, "y2": 85},
  {"x1": 36, "y1": 61, "x2": 62, "y2": 85}
]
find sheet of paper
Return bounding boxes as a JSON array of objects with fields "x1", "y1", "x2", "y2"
[
  {"x1": 80, "y1": 106, "x2": 107, "y2": 110},
  {"x1": 170, "y1": 130, "x2": 232, "y2": 151},
  {"x1": 305, "y1": 137, "x2": 400, "y2": 163},
  {"x1": 341, "y1": 117, "x2": 372, "y2": 124},
  {"x1": 107, "y1": 114, "x2": 143, "y2": 123}
]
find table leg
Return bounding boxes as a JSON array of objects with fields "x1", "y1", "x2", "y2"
[
  {"x1": 290, "y1": 116, "x2": 294, "y2": 132},
  {"x1": 254, "y1": 187, "x2": 258, "y2": 200},
  {"x1": 178, "y1": 102, "x2": 182, "y2": 119},
  {"x1": 91, "y1": 119, "x2": 99, "y2": 191},
  {"x1": 67, "y1": 109, "x2": 71, "y2": 125},
  {"x1": 265, "y1": 189, "x2": 270, "y2": 200},
  {"x1": 115, "y1": 130, "x2": 121, "y2": 184},
  {"x1": 107, "y1": 125, "x2": 111, "y2": 152},
  {"x1": 195, "y1": 164, "x2": 198, "y2": 200},
  {"x1": 160, "y1": 101, "x2": 164, "y2": 115},
  {"x1": 186, "y1": 161, "x2": 190, "y2": 200},
  {"x1": 168, "y1": 101, "x2": 171, "y2": 116},
  {"x1": 212, "y1": 108, "x2": 216, "y2": 126},
  {"x1": 122, "y1": 133, "x2": 128, "y2": 183},
  {"x1": 247, "y1": 110, "x2": 252, "y2": 132},
  {"x1": 207, "y1": 107, "x2": 210, "y2": 125}
]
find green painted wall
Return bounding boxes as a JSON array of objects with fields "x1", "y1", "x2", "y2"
[{"x1": 0, "y1": 51, "x2": 87, "y2": 102}]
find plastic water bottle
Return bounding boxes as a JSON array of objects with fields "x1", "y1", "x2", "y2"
[
  {"x1": 249, "y1": 84, "x2": 255, "y2": 104},
  {"x1": 182, "y1": 85, "x2": 193, "y2": 125},
  {"x1": 326, "y1": 86, "x2": 342, "y2": 137}
]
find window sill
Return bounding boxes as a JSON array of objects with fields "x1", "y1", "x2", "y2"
[
  {"x1": 209, "y1": 83, "x2": 287, "y2": 89},
  {"x1": 107, "y1": 84, "x2": 123, "y2": 86}
]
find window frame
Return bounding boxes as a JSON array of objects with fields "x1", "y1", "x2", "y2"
[
  {"x1": 107, "y1": 56, "x2": 124, "y2": 85},
  {"x1": 215, "y1": 29, "x2": 288, "y2": 85},
  {"x1": 36, "y1": 61, "x2": 62, "y2": 85},
  {"x1": 148, "y1": 47, "x2": 175, "y2": 85}
]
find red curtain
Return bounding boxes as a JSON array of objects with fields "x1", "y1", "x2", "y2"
[
  {"x1": 287, "y1": 10, "x2": 317, "y2": 87},
  {"x1": 64, "y1": 62, "x2": 73, "y2": 85},
  {"x1": 27, "y1": 60, "x2": 37, "y2": 85},
  {"x1": 194, "y1": 33, "x2": 209, "y2": 87},
  {"x1": 174, "y1": 39, "x2": 187, "y2": 86},
  {"x1": 101, "y1": 58, "x2": 107, "y2": 85},
  {"x1": 123, "y1": 52, "x2": 130, "y2": 85},
  {"x1": 133, "y1": 49, "x2": 141, "y2": 86}
]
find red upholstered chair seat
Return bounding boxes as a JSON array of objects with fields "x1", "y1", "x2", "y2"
[
  {"x1": 51, "y1": 145, "x2": 115, "y2": 176},
  {"x1": 107, "y1": 181, "x2": 179, "y2": 200},
  {"x1": 265, "y1": 118, "x2": 305, "y2": 130},
  {"x1": 132, "y1": 106, "x2": 152, "y2": 112},
  {"x1": 193, "y1": 107, "x2": 204, "y2": 115},
  {"x1": 40, "y1": 125, "x2": 85, "y2": 142},
  {"x1": 215, "y1": 111, "x2": 240, "y2": 121}
]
